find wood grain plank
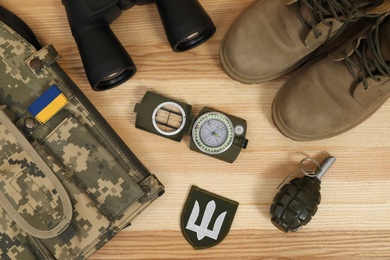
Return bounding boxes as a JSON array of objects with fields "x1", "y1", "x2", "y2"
[{"x1": 2, "y1": 0, "x2": 390, "y2": 258}]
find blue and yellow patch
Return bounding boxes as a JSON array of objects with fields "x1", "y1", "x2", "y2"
[{"x1": 28, "y1": 85, "x2": 68, "y2": 124}]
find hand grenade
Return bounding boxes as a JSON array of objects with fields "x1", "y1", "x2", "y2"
[{"x1": 270, "y1": 156, "x2": 335, "y2": 232}]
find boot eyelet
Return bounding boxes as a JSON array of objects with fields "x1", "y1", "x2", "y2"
[{"x1": 315, "y1": 32, "x2": 322, "y2": 39}]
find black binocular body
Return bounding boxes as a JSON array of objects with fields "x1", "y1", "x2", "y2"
[{"x1": 62, "y1": 0, "x2": 216, "y2": 91}]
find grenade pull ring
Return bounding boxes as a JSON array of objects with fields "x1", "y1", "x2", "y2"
[{"x1": 270, "y1": 156, "x2": 336, "y2": 232}]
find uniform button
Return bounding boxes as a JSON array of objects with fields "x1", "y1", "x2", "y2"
[
  {"x1": 30, "y1": 58, "x2": 42, "y2": 70},
  {"x1": 141, "y1": 185, "x2": 151, "y2": 197},
  {"x1": 24, "y1": 118, "x2": 36, "y2": 129}
]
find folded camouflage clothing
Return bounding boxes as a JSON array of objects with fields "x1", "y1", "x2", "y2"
[{"x1": 0, "y1": 6, "x2": 164, "y2": 259}]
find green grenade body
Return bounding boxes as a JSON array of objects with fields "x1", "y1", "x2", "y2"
[{"x1": 270, "y1": 176, "x2": 321, "y2": 232}]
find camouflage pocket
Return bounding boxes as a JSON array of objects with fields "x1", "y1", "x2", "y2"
[
  {"x1": 31, "y1": 142, "x2": 113, "y2": 259},
  {"x1": 0, "y1": 134, "x2": 114, "y2": 259},
  {"x1": 42, "y1": 114, "x2": 145, "y2": 221},
  {"x1": 0, "y1": 109, "x2": 72, "y2": 239}
]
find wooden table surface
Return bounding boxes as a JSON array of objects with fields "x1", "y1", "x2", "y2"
[{"x1": 3, "y1": 0, "x2": 390, "y2": 258}]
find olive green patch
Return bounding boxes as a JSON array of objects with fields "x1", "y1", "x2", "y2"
[{"x1": 181, "y1": 186, "x2": 238, "y2": 250}]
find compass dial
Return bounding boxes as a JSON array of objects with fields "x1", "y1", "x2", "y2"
[{"x1": 192, "y1": 112, "x2": 235, "y2": 154}]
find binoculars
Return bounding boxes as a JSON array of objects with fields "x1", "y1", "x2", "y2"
[{"x1": 62, "y1": 0, "x2": 216, "y2": 91}]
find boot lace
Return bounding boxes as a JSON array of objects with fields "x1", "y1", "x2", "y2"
[
  {"x1": 342, "y1": 18, "x2": 390, "y2": 90},
  {"x1": 297, "y1": 0, "x2": 382, "y2": 39}
]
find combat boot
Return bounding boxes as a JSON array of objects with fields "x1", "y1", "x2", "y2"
[
  {"x1": 272, "y1": 15, "x2": 390, "y2": 141},
  {"x1": 220, "y1": 0, "x2": 388, "y2": 84}
]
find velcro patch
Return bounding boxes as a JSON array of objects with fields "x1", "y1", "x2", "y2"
[
  {"x1": 28, "y1": 85, "x2": 68, "y2": 124},
  {"x1": 181, "y1": 186, "x2": 238, "y2": 250}
]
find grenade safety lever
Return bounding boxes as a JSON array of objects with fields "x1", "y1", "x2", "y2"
[{"x1": 270, "y1": 156, "x2": 336, "y2": 232}]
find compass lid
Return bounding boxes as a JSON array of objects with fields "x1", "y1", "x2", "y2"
[{"x1": 134, "y1": 91, "x2": 193, "y2": 142}]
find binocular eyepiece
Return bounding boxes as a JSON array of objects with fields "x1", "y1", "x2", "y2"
[{"x1": 62, "y1": 0, "x2": 216, "y2": 91}]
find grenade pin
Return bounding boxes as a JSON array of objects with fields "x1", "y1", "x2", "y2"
[
  {"x1": 270, "y1": 156, "x2": 336, "y2": 232},
  {"x1": 314, "y1": 156, "x2": 336, "y2": 181}
]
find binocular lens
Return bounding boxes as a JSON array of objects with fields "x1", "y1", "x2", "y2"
[
  {"x1": 176, "y1": 29, "x2": 214, "y2": 52},
  {"x1": 97, "y1": 69, "x2": 135, "y2": 90},
  {"x1": 156, "y1": 0, "x2": 216, "y2": 52},
  {"x1": 184, "y1": 32, "x2": 201, "y2": 42},
  {"x1": 101, "y1": 70, "x2": 127, "y2": 83}
]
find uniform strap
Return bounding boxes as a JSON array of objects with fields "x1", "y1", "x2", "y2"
[{"x1": 0, "y1": 109, "x2": 73, "y2": 239}]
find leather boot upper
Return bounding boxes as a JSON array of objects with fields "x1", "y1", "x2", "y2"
[
  {"x1": 272, "y1": 15, "x2": 390, "y2": 141},
  {"x1": 220, "y1": 0, "x2": 388, "y2": 84}
]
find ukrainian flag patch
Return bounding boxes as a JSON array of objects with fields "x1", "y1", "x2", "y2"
[{"x1": 28, "y1": 85, "x2": 68, "y2": 124}]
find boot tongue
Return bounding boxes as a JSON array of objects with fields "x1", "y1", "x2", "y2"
[
  {"x1": 300, "y1": 1, "x2": 383, "y2": 27},
  {"x1": 346, "y1": 18, "x2": 389, "y2": 81},
  {"x1": 365, "y1": 18, "x2": 390, "y2": 62},
  {"x1": 378, "y1": 19, "x2": 390, "y2": 61}
]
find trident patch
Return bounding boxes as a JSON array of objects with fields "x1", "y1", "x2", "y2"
[{"x1": 181, "y1": 186, "x2": 238, "y2": 249}]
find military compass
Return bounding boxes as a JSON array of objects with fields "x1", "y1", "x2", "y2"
[
  {"x1": 134, "y1": 91, "x2": 248, "y2": 163},
  {"x1": 192, "y1": 112, "x2": 234, "y2": 155}
]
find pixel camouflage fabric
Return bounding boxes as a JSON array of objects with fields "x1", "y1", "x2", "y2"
[{"x1": 0, "y1": 7, "x2": 164, "y2": 259}]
